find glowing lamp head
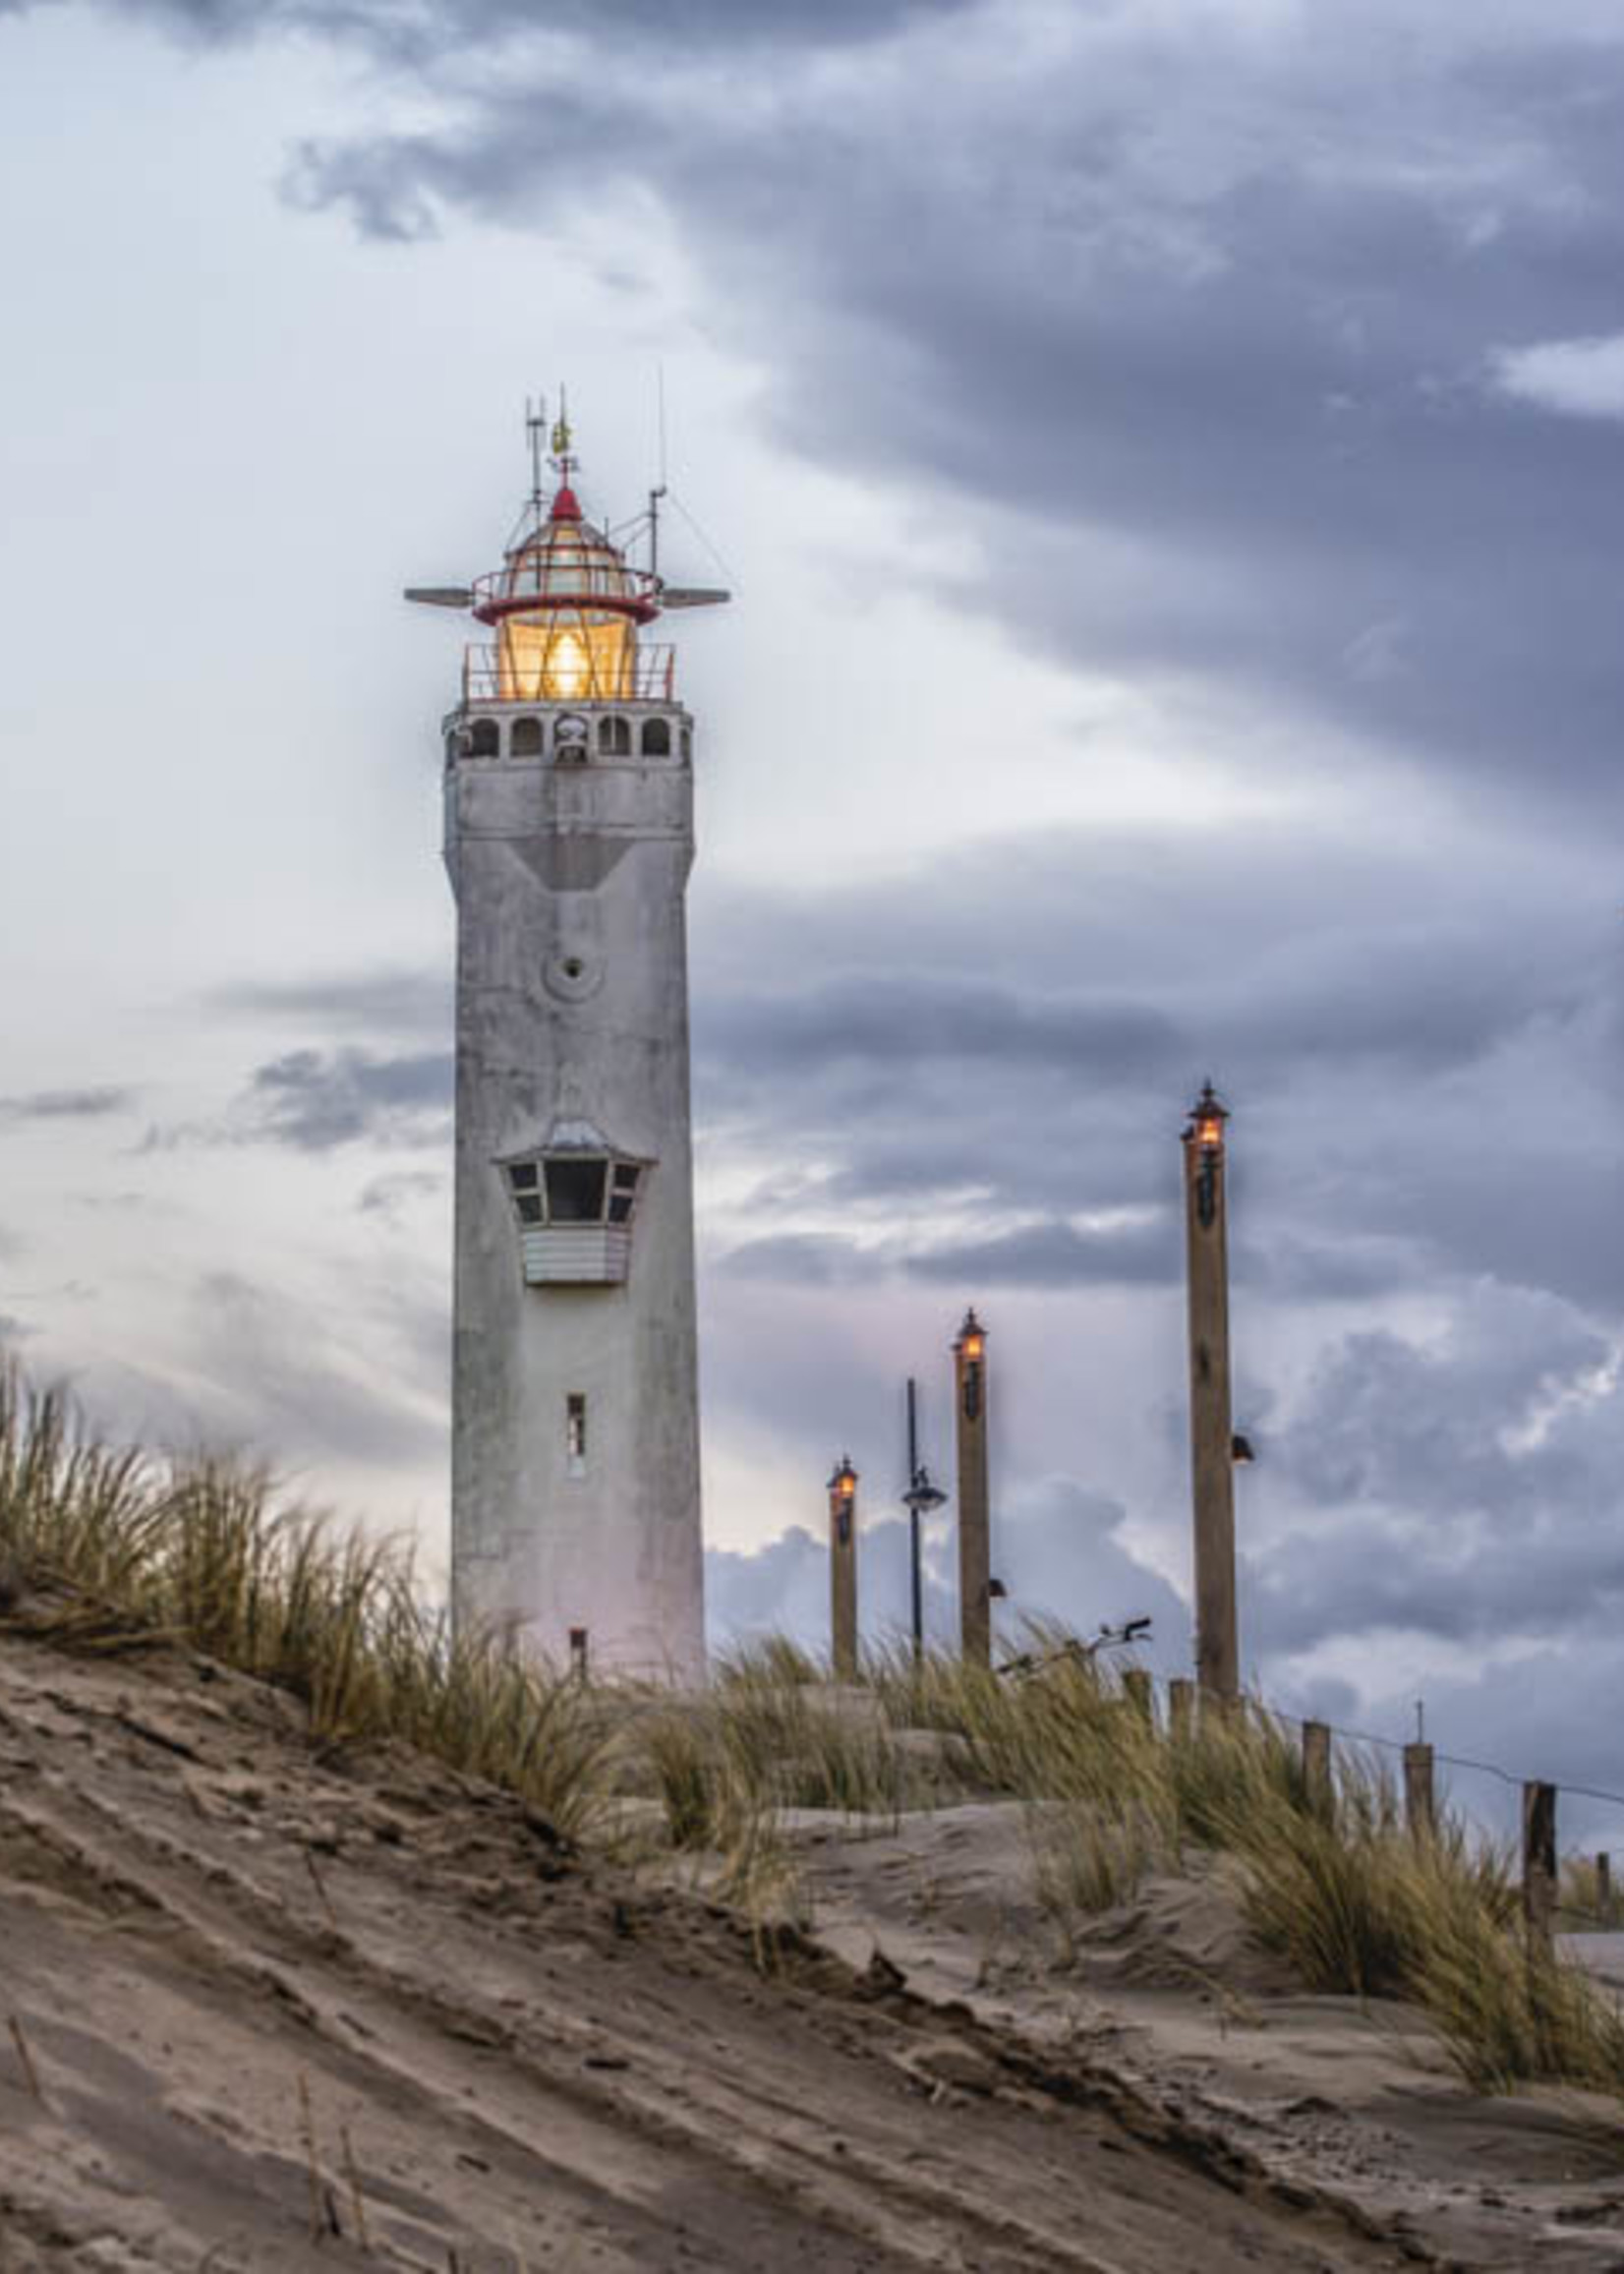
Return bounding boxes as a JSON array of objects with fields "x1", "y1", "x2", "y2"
[
  {"x1": 546, "y1": 629, "x2": 590, "y2": 699},
  {"x1": 1186, "y1": 1080, "x2": 1230, "y2": 1151},
  {"x1": 956, "y1": 1308, "x2": 986, "y2": 1362},
  {"x1": 829, "y1": 1455, "x2": 858, "y2": 1500}
]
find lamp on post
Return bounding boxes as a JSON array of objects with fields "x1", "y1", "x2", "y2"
[
  {"x1": 900, "y1": 1374, "x2": 948, "y2": 1667},
  {"x1": 827, "y1": 1454, "x2": 860, "y2": 1683},
  {"x1": 1181, "y1": 1081, "x2": 1239, "y2": 1706},
  {"x1": 953, "y1": 1310, "x2": 993, "y2": 1667}
]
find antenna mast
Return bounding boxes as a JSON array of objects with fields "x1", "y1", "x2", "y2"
[
  {"x1": 525, "y1": 393, "x2": 549, "y2": 516},
  {"x1": 649, "y1": 364, "x2": 668, "y2": 586}
]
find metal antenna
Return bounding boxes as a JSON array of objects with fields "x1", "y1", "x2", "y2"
[
  {"x1": 526, "y1": 393, "x2": 549, "y2": 513},
  {"x1": 650, "y1": 364, "x2": 668, "y2": 585}
]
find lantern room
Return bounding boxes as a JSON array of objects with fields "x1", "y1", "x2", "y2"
[{"x1": 469, "y1": 415, "x2": 661, "y2": 705}]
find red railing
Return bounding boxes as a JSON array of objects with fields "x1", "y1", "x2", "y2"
[{"x1": 461, "y1": 645, "x2": 676, "y2": 705}]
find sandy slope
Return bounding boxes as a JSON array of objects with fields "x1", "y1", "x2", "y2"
[
  {"x1": 790, "y1": 1804, "x2": 1624, "y2": 2272},
  {"x1": 0, "y1": 1630, "x2": 1433, "y2": 2273}
]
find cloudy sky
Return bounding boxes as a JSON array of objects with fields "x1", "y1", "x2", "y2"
[{"x1": 4, "y1": 0, "x2": 1624, "y2": 1829}]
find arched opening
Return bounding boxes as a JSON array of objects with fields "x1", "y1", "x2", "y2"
[
  {"x1": 469, "y1": 717, "x2": 501, "y2": 759},
  {"x1": 510, "y1": 715, "x2": 545, "y2": 757},
  {"x1": 641, "y1": 717, "x2": 671, "y2": 758},
  {"x1": 598, "y1": 715, "x2": 632, "y2": 756}
]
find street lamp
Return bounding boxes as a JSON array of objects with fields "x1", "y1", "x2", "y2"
[{"x1": 899, "y1": 1374, "x2": 948, "y2": 1666}]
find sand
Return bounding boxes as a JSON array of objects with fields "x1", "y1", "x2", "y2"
[
  {"x1": 786, "y1": 1801, "x2": 1624, "y2": 2271},
  {"x1": 0, "y1": 1627, "x2": 1444, "y2": 2273}
]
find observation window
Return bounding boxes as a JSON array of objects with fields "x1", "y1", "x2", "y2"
[
  {"x1": 510, "y1": 715, "x2": 544, "y2": 757},
  {"x1": 502, "y1": 1154, "x2": 646, "y2": 1229},
  {"x1": 598, "y1": 715, "x2": 632, "y2": 756},
  {"x1": 469, "y1": 717, "x2": 501, "y2": 759},
  {"x1": 641, "y1": 718, "x2": 671, "y2": 758}
]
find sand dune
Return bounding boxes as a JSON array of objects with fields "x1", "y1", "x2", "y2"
[{"x1": 0, "y1": 1625, "x2": 1456, "y2": 2272}]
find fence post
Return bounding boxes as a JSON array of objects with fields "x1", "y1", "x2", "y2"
[
  {"x1": 1598, "y1": 1851, "x2": 1613, "y2": 1922},
  {"x1": 1523, "y1": 1781, "x2": 1557, "y2": 1952},
  {"x1": 1122, "y1": 1668, "x2": 1154, "y2": 1728},
  {"x1": 1168, "y1": 1678, "x2": 1194, "y2": 1745},
  {"x1": 1403, "y1": 1743, "x2": 1435, "y2": 1839},
  {"x1": 1302, "y1": 1720, "x2": 1332, "y2": 1819}
]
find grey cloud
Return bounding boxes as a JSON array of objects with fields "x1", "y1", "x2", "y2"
[
  {"x1": 689, "y1": 821, "x2": 1620, "y2": 1311},
  {"x1": 211, "y1": 968, "x2": 447, "y2": 1042},
  {"x1": 0, "y1": 1085, "x2": 135, "y2": 1121},
  {"x1": 358, "y1": 1168, "x2": 444, "y2": 1221},
  {"x1": 235, "y1": 4, "x2": 1624, "y2": 826},
  {"x1": 718, "y1": 1234, "x2": 873, "y2": 1287},
  {"x1": 905, "y1": 1215, "x2": 1178, "y2": 1290},
  {"x1": 185, "y1": 1270, "x2": 445, "y2": 1469},
  {"x1": 243, "y1": 1047, "x2": 453, "y2": 1151},
  {"x1": 1245, "y1": 1306, "x2": 1624, "y2": 1659},
  {"x1": 103, "y1": 0, "x2": 957, "y2": 49},
  {"x1": 706, "y1": 1478, "x2": 1187, "y2": 1666}
]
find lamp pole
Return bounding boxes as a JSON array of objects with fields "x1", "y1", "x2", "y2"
[
  {"x1": 827, "y1": 1455, "x2": 860, "y2": 1684},
  {"x1": 900, "y1": 1377, "x2": 947, "y2": 1666},
  {"x1": 953, "y1": 1311, "x2": 992, "y2": 1667},
  {"x1": 1182, "y1": 1083, "x2": 1239, "y2": 1705}
]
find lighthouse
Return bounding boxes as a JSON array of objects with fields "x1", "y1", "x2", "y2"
[{"x1": 409, "y1": 408, "x2": 724, "y2": 1684}]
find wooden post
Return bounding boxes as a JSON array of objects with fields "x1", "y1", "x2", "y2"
[
  {"x1": 1403, "y1": 1743, "x2": 1435, "y2": 1839},
  {"x1": 1168, "y1": 1678, "x2": 1194, "y2": 1746},
  {"x1": 1302, "y1": 1720, "x2": 1332, "y2": 1819},
  {"x1": 1122, "y1": 1667, "x2": 1154, "y2": 1727},
  {"x1": 953, "y1": 1311, "x2": 992, "y2": 1668},
  {"x1": 1597, "y1": 1851, "x2": 1612, "y2": 1922},
  {"x1": 1523, "y1": 1781, "x2": 1557, "y2": 1952},
  {"x1": 828, "y1": 1456, "x2": 859, "y2": 1683},
  {"x1": 1182, "y1": 1086, "x2": 1238, "y2": 1704}
]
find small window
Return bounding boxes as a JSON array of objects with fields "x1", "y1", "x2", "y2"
[
  {"x1": 566, "y1": 1394, "x2": 587, "y2": 1477},
  {"x1": 469, "y1": 717, "x2": 500, "y2": 759},
  {"x1": 608, "y1": 1162, "x2": 642, "y2": 1225},
  {"x1": 508, "y1": 1163, "x2": 539, "y2": 1192},
  {"x1": 510, "y1": 715, "x2": 544, "y2": 757},
  {"x1": 515, "y1": 1194, "x2": 543, "y2": 1225},
  {"x1": 546, "y1": 1157, "x2": 608, "y2": 1222},
  {"x1": 641, "y1": 717, "x2": 671, "y2": 758},
  {"x1": 598, "y1": 715, "x2": 632, "y2": 756}
]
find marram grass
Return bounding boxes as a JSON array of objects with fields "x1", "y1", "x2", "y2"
[{"x1": 5, "y1": 1363, "x2": 1623, "y2": 2089}]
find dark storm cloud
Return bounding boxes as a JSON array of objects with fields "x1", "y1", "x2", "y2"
[
  {"x1": 91, "y1": 0, "x2": 961, "y2": 63},
  {"x1": 692, "y1": 817, "x2": 1620, "y2": 1310},
  {"x1": 244, "y1": 1046, "x2": 453, "y2": 1151},
  {"x1": 1242, "y1": 1303, "x2": 1624, "y2": 1663},
  {"x1": 118, "y1": 0, "x2": 1624, "y2": 818},
  {"x1": 0, "y1": 1085, "x2": 135, "y2": 1121}
]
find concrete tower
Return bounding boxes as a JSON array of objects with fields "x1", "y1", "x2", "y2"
[{"x1": 410, "y1": 409, "x2": 724, "y2": 1684}]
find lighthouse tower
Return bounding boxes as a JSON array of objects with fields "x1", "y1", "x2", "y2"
[{"x1": 410, "y1": 410, "x2": 722, "y2": 1684}]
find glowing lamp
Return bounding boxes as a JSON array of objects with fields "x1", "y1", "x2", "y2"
[
  {"x1": 548, "y1": 630, "x2": 589, "y2": 699},
  {"x1": 829, "y1": 1456, "x2": 858, "y2": 1500},
  {"x1": 1186, "y1": 1080, "x2": 1230, "y2": 1151}
]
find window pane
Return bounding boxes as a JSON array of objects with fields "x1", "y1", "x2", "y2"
[
  {"x1": 516, "y1": 1195, "x2": 543, "y2": 1225},
  {"x1": 508, "y1": 1163, "x2": 539, "y2": 1191},
  {"x1": 546, "y1": 1157, "x2": 608, "y2": 1222},
  {"x1": 611, "y1": 1164, "x2": 640, "y2": 1192},
  {"x1": 608, "y1": 1194, "x2": 634, "y2": 1224}
]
